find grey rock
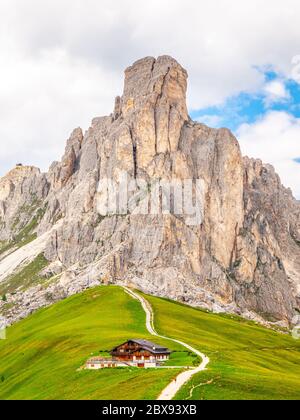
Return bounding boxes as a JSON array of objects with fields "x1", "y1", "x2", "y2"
[{"x1": 0, "y1": 56, "x2": 299, "y2": 327}]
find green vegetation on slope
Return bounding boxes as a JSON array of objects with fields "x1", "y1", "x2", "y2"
[
  {"x1": 0, "y1": 254, "x2": 49, "y2": 296},
  {"x1": 0, "y1": 202, "x2": 47, "y2": 257},
  {"x1": 146, "y1": 295, "x2": 300, "y2": 400},
  {"x1": 0, "y1": 287, "x2": 183, "y2": 400},
  {"x1": 0, "y1": 286, "x2": 299, "y2": 400}
]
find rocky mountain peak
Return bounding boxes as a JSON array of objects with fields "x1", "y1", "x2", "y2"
[
  {"x1": 120, "y1": 55, "x2": 188, "y2": 118},
  {"x1": 1, "y1": 165, "x2": 40, "y2": 182},
  {"x1": 110, "y1": 56, "x2": 190, "y2": 174},
  {"x1": 0, "y1": 56, "x2": 299, "y2": 328},
  {"x1": 0, "y1": 165, "x2": 41, "y2": 201}
]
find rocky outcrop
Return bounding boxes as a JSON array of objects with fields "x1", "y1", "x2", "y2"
[
  {"x1": 232, "y1": 158, "x2": 300, "y2": 321},
  {"x1": 0, "y1": 166, "x2": 49, "y2": 244},
  {"x1": 50, "y1": 127, "x2": 83, "y2": 189},
  {"x1": 0, "y1": 56, "x2": 299, "y2": 327}
]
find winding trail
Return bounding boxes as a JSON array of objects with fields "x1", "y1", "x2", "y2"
[{"x1": 123, "y1": 286, "x2": 210, "y2": 401}]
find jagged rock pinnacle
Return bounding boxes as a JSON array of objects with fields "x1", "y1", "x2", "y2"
[
  {"x1": 112, "y1": 56, "x2": 190, "y2": 170},
  {"x1": 121, "y1": 56, "x2": 188, "y2": 117}
]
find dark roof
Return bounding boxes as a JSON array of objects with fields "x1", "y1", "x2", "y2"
[
  {"x1": 112, "y1": 339, "x2": 171, "y2": 355},
  {"x1": 132, "y1": 339, "x2": 168, "y2": 351}
]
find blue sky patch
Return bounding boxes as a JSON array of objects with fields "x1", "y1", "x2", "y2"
[{"x1": 190, "y1": 70, "x2": 300, "y2": 133}]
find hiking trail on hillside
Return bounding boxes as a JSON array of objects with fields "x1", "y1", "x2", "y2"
[{"x1": 123, "y1": 286, "x2": 210, "y2": 400}]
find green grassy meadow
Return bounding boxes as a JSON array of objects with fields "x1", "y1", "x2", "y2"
[
  {"x1": 0, "y1": 286, "x2": 299, "y2": 400},
  {"x1": 0, "y1": 286, "x2": 182, "y2": 400},
  {"x1": 146, "y1": 295, "x2": 300, "y2": 400}
]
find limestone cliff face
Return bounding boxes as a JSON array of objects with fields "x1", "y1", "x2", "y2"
[{"x1": 0, "y1": 56, "x2": 299, "y2": 326}]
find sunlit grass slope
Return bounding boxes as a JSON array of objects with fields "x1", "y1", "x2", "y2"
[
  {"x1": 146, "y1": 295, "x2": 300, "y2": 400},
  {"x1": 0, "y1": 287, "x2": 182, "y2": 400},
  {"x1": 0, "y1": 286, "x2": 299, "y2": 400}
]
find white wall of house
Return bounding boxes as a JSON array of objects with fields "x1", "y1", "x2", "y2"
[
  {"x1": 86, "y1": 361, "x2": 128, "y2": 369},
  {"x1": 144, "y1": 362, "x2": 157, "y2": 368},
  {"x1": 85, "y1": 353, "x2": 170, "y2": 370}
]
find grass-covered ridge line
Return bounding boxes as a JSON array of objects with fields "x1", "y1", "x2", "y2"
[{"x1": 0, "y1": 286, "x2": 299, "y2": 400}]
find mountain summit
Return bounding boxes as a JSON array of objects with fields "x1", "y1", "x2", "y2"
[{"x1": 0, "y1": 56, "x2": 299, "y2": 327}]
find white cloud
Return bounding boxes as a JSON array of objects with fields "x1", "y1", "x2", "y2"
[
  {"x1": 0, "y1": 0, "x2": 300, "y2": 186},
  {"x1": 0, "y1": 46, "x2": 121, "y2": 174},
  {"x1": 196, "y1": 115, "x2": 223, "y2": 128},
  {"x1": 237, "y1": 111, "x2": 300, "y2": 198},
  {"x1": 263, "y1": 80, "x2": 290, "y2": 105},
  {"x1": 291, "y1": 55, "x2": 300, "y2": 82}
]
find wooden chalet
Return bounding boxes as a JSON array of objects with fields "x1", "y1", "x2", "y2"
[
  {"x1": 111, "y1": 339, "x2": 171, "y2": 367},
  {"x1": 86, "y1": 339, "x2": 171, "y2": 370}
]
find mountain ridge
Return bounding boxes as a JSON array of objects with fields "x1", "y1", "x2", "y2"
[{"x1": 0, "y1": 55, "x2": 299, "y2": 328}]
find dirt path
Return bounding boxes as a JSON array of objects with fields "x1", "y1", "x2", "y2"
[{"x1": 123, "y1": 286, "x2": 210, "y2": 401}]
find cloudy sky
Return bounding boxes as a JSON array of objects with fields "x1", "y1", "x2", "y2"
[{"x1": 0, "y1": 0, "x2": 300, "y2": 197}]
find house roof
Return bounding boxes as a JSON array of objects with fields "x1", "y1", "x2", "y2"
[{"x1": 112, "y1": 339, "x2": 171, "y2": 355}]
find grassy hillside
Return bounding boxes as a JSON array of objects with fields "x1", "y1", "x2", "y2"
[
  {"x1": 146, "y1": 295, "x2": 300, "y2": 400},
  {"x1": 0, "y1": 287, "x2": 184, "y2": 400},
  {"x1": 0, "y1": 286, "x2": 299, "y2": 400}
]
